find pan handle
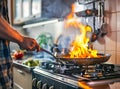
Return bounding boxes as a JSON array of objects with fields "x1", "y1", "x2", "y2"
[
  {"x1": 40, "y1": 48, "x2": 56, "y2": 58},
  {"x1": 40, "y1": 48, "x2": 66, "y2": 64}
]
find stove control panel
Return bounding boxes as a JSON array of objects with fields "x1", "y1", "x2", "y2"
[{"x1": 32, "y1": 68, "x2": 81, "y2": 89}]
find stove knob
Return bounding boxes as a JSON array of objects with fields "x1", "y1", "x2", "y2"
[
  {"x1": 42, "y1": 83, "x2": 47, "y2": 89},
  {"x1": 32, "y1": 78, "x2": 37, "y2": 87},
  {"x1": 49, "y1": 86, "x2": 54, "y2": 89},
  {"x1": 37, "y1": 80, "x2": 42, "y2": 89}
]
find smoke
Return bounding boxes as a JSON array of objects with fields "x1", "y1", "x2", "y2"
[{"x1": 42, "y1": 0, "x2": 76, "y2": 18}]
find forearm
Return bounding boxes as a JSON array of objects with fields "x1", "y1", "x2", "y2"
[{"x1": 0, "y1": 16, "x2": 23, "y2": 44}]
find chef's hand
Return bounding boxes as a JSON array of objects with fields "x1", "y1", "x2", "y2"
[{"x1": 18, "y1": 36, "x2": 40, "y2": 52}]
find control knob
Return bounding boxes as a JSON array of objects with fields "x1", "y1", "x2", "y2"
[
  {"x1": 42, "y1": 83, "x2": 47, "y2": 89},
  {"x1": 37, "y1": 80, "x2": 42, "y2": 89},
  {"x1": 32, "y1": 78, "x2": 37, "y2": 87},
  {"x1": 49, "y1": 86, "x2": 54, "y2": 89}
]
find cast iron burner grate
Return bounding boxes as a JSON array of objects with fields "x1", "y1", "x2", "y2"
[{"x1": 40, "y1": 62, "x2": 120, "y2": 80}]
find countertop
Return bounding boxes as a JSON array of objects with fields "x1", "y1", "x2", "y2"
[{"x1": 13, "y1": 60, "x2": 35, "y2": 73}]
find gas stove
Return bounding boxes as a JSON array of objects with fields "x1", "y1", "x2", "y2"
[{"x1": 32, "y1": 61, "x2": 120, "y2": 89}]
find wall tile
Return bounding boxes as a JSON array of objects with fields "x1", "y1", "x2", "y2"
[
  {"x1": 117, "y1": 31, "x2": 120, "y2": 52},
  {"x1": 105, "y1": 0, "x2": 109, "y2": 12},
  {"x1": 105, "y1": 0, "x2": 117, "y2": 13},
  {"x1": 105, "y1": 51, "x2": 116, "y2": 64},
  {"x1": 116, "y1": 0, "x2": 120, "y2": 12},
  {"x1": 105, "y1": 2, "x2": 117, "y2": 38},
  {"x1": 93, "y1": 40, "x2": 105, "y2": 51},
  {"x1": 116, "y1": 52, "x2": 120, "y2": 64},
  {"x1": 117, "y1": 13, "x2": 120, "y2": 31},
  {"x1": 109, "y1": 13, "x2": 117, "y2": 31},
  {"x1": 105, "y1": 31, "x2": 117, "y2": 51},
  {"x1": 110, "y1": 0, "x2": 117, "y2": 12}
]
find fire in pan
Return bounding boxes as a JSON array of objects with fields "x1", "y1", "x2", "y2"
[{"x1": 41, "y1": 48, "x2": 111, "y2": 65}]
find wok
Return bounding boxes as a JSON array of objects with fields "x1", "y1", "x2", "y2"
[{"x1": 41, "y1": 48, "x2": 111, "y2": 65}]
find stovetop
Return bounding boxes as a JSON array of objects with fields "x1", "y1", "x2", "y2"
[{"x1": 33, "y1": 61, "x2": 120, "y2": 86}]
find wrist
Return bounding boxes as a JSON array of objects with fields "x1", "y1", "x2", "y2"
[{"x1": 17, "y1": 35, "x2": 24, "y2": 45}]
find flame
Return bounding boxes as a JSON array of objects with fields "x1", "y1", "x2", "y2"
[
  {"x1": 78, "y1": 82, "x2": 93, "y2": 89},
  {"x1": 67, "y1": 4, "x2": 75, "y2": 19},
  {"x1": 65, "y1": 4, "x2": 98, "y2": 58}
]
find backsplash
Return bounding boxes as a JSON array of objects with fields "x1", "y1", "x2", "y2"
[
  {"x1": 11, "y1": 0, "x2": 120, "y2": 65},
  {"x1": 94, "y1": 1, "x2": 120, "y2": 88},
  {"x1": 27, "y1": 0, "x2": 120, "y2": 64},
  {"x1": 93, "y1": 0, "x2": 120, "y2": 65}
]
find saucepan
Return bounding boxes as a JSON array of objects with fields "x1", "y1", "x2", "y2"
[{"x1": 41, "y1": 48, "x2": 111, "y2": 65}]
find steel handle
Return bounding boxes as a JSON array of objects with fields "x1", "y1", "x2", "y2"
[
  {"x1": 41, "y1": 48, "x2": 56, "y2": 58},
  {"x1": 17, "y1": 69, "x2": 24, "y2": 75}
]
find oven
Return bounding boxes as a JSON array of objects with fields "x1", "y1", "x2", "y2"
[{"x1": 32, "y1": 61, "x2": 120, "y2": 89}]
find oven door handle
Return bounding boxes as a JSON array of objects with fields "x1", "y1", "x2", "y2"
[{"x1": 17, "y1": 69, "x2": 24, "y2": 75}]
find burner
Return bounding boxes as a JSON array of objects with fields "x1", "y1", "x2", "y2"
[
  {"x1": 34, "y1": 62, "x2": 120, "y2": 88},
  {"x1": 80, "y1": 64, "x2": 115, "y2": 78},
  {"x1": 40, "y1": 61, "x2": 118, "y2": 79},
  {"x1": 41, "y1": 62, "x2": 83, "y2": 75}
]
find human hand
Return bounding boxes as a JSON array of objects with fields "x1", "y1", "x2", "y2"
[{"x1": 18, "y1": 36, "x2": 40, "y2": 51}]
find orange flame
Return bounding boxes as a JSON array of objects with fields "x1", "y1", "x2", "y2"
[
  {"x1": 78, "y1": 82, "x2": 93, "y2": 89},
  {"x1": 65, "y1": 4, "x2": 98, "y2": 58},
  {"x1": 67, "y1": 4, "x2": 75, "y2": 19}
]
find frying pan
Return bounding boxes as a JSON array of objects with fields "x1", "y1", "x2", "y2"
[
  {"x1": 41, "y1": 48, "x2": 111, "y2": 65},
  {"x1": 56, "y1": 53, "x2": 111, "y2": 65}
]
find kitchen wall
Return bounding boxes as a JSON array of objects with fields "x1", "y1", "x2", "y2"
[
  {"x1": 93, "y1": 0, "x2": 120, "y2": 88},
  {"x1": 20, "y1": 0, "x2": 120, "y2": 65},
  {"x1": 10, "y1": 1, "x2": 120, "y2": 62},
  {"x1": 9, "y1": 0, "x2": 120, "y2": 89},
  {"x1": 93, "y1": 0, "x2": 120, "y2": 65}
]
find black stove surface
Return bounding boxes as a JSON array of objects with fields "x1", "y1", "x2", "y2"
[
  {"x1": 40, "y1": 61, "x2": 120, "y2": 78},
  {"x1": 33, "y1": 61, "x2": 120, "y2": 87}
]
